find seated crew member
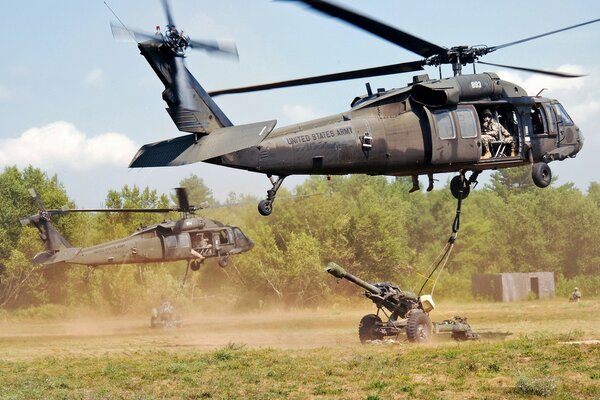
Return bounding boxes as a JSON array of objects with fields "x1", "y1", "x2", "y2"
[{"x1": 480, "y1": 109, "x2": 516, "y2": 159}]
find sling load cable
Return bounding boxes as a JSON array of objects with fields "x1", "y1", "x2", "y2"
[{"x1": 417, "y1": 174, "x2": 465, "y2": 297}]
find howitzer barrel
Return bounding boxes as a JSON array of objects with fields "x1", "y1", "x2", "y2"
[{"x1": 325, "y1": 262, "x2": 382, "y2": 295}]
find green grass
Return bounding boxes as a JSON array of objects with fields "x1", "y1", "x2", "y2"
[
  {"x1": 0, "y1": 338, "x2": 599, "y2": 399},
  {"x1": 1, "y1": 299, "x2": 599, "y2": 399}
]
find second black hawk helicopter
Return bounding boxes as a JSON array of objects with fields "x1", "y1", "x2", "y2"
[
  {"x1": 118, "y1": 0, "x2": 594, "y2": 215},
  {"x1": 20, "y1": 188, "x2": 254, "y2": 271}
]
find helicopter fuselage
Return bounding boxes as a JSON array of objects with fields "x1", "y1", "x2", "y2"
[
  {"x1": 33, "y1": 217, "x2": 254, "y2": 267},
  {"x1": 212, "y1": 73, "x2": 582, "y2": 179}
]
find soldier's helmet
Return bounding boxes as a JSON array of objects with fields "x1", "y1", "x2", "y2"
[
  {"x1": 482, "y1": 109, "x2": 492, "y2": 117},
  {"x1": 574, "y1": 287, "x2": 579, "y2": 291}
]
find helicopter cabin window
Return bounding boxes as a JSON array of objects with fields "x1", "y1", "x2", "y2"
[
  {"x1": 553, "y1": 103, "x2": 573, "y2": 125},
  {"x1": 165, "y1": 235, "x2": 177, "y2": 249},
  {"x1": 455, "y1": 108, "x2": 478, "y2": 139},
  {"x1": 177, "y1": 233, "x2": 190, "y2": 248},
  {"x1": 433, "y1": 110, "x2": 456, "y2": 139}
]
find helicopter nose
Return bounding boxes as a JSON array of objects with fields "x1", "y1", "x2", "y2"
[{"x1": 246, "y1": 237, "x2": 255, "y2": 250}]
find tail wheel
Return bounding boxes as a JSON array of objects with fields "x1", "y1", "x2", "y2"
[
  {"x1": 406, "y1": 310, "x2": 432, "y2": 343},
  {"x1": 358, "y1": 314, "x2": 384, "y2": 343},
  {"x1": 450, "y1": 176, "x2": 470, "y2": 200},
  {"x1": 532, "y1": 162, "x2": 552, "y2": 188}
]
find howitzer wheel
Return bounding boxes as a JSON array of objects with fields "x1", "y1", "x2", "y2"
[
  {"x1": 406, "y1": 310, "x2": 432, "y2": 343},
  {"x1": 358, "y1": 314, "x2": 384, "y2": 343}
]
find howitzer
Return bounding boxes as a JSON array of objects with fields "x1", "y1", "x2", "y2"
[{"x1": 325, "y1": 262, "x2": 479, "y2": 343}]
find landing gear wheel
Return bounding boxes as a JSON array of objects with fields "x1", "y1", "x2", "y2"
[
  {"x1": 358, "y1": 314, "x2": 384, "y2": 343},
  {"x1": 258, "y1": 200, "x2": 273, "y2": 216},
  {"x1": 406, "y1": 311, "x2": 432, "y2": 343},
  {"x1": 190, "y1": 260, "x2": 201, "y2": 271},
  {"x1": 218, "y1": 256, "x2": 229, "y2": 268},
  {"x1": 532, "y1": 162, "x2": 552, "y2": 188},
  {"x1": 450, "y1": 176, "x2": 470, "y2": 200}
]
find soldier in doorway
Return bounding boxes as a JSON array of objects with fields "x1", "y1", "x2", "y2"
[{"x1": 480, "y1": 109, "x2": 516, "y2": 159}]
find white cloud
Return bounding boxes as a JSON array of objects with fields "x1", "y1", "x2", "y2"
[
  {"x1": 83, "y1": 68, "x2": 106, "y2": 88},
  {"x1": 0, "y1": 122, "x2": 139, "y2": 170},
  {"x1": 0, "y1": 84, "x2": 12, "y2": 100},
  {"x1": 281, "y1": 104, "x2": 322, "y2": 123}
]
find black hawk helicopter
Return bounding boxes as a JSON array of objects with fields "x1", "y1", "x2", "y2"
[
  {"x1": 119, "y1": 0, "x2": 594, "y2": 215},
  {"x1": 19, "y1": 188, "x2": 254, "y2": 270}
]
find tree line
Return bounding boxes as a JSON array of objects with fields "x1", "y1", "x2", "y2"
[{"x1": 1, "y1": 165, "x2": 598, "y2": 313}]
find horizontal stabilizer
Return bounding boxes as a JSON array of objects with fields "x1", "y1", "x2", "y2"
[
  {"x1": 32, "y1": 248, "x2": 81, "y2": 265},
  {"x1": 130, "y1": 120, "x2": 277, "y2": 168}
]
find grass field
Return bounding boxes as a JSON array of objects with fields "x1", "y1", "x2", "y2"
[{"x1": 1, "y1": 299, "x2": 599, "y2": 399}]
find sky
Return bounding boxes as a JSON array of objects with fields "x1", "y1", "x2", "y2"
[{"x1": 1, "y1": 1, "x2": 600, "y2": 207}]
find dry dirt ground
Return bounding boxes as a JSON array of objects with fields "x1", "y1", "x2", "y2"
[{"x1": 1, "y1": 299, "x2": 598, "y2": 361}]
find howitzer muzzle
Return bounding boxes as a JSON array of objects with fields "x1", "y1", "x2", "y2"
[{"x1": 325, "y1": 262, "x2": 382, "y2": 295}]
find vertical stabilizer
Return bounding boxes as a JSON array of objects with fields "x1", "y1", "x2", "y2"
[{"x1": 139, "y1": 40, "x2": 233, "y2": 134}]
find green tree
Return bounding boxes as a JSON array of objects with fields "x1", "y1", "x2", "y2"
[
  {"x1": 173, "y1": 174, "x2": 216, "y2": 207},
  {"x1": 0, "y1": 166, "x2": 80, "y2": 308}
]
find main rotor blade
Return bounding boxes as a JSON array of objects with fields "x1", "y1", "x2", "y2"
[
  {"x1": 49, "y1": 208, "x2": 178, "y2": 214},
  {"x1": 290, "y1": 0, "x2": 446, "y2": 58},
  {"x1": 477, "y1": 61, "x2": 585, "y2": 78},
  {"x1": 488, "y1": 17, "x2": 600, "y2": 52},
  {"x1": 162, "y1": 0, "x2": 176, "y2": 28},
  {"x1": 209, "y1": 60, "x2": 424, "y2": 96},
  {"x1": 188, "y1": 38, "x2": 239, "y2": 59}
]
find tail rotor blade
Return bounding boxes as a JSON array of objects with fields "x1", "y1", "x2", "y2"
[
  {"x1": 175, "y1": 187, "x2": 191, "y2": 213},
  {"x1": 188, "y1": 38, "x2": 239, "y2": 59},
  {"x1": 29, "y1": 188, "x2": 47, "y2": 212},
  {"x1": 162, "y1": 0, "x2": 176, "y2": 28}
]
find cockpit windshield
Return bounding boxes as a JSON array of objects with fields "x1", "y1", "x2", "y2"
[{"x1": 554, "y1": 103, "x2": 573, "y2": 125}]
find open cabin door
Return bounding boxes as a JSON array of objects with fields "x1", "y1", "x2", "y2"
[{"x1": 428, "y1": 106, "x2": 481, "y2": 165}]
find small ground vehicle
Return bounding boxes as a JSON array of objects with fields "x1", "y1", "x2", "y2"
[{"x1": 150, "y1": 300, "x2": 182, "y2": 329}]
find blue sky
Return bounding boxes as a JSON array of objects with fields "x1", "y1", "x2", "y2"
[{"x1": 1, "y1": 1, "x2": 599, "y2": 206}]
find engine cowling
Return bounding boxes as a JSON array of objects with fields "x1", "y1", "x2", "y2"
[{"x1": 411, "y1": 73, "x2": 506, "y2": 107}]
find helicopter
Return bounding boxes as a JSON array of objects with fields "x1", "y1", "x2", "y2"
[
  {"x1": 119, "y1": 0, "x2": 594, "y2": 215},
  {"x1": 19, "y1": 188, "x2": 254, "y2": 271}
]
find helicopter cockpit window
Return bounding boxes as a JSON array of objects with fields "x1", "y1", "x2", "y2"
[
  {"x1": 532, "y1": 105, "x2": 547, "y2": 134},
  {"x1": 177, "y1": 233, "x2": 190, "y2": 248},
  {"x1": 233, "y1": 228, "x2": 246, "y2": 241},
  {"x1": 455, "y1": 108, "x2": 478, "y2": 139},
  {"x1": 543, "y1": 104, "x2": 558, "y2": 136},
  {"x1": 553, "y1": 103, "x2": 573, "y2": 125},
  {"x1": 433, "y1": 111, "x2": 456, "y2": 140}
]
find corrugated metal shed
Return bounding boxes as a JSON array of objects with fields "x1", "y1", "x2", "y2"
[{"x1": 472, "y1": 272, "x2": 555, "y2": 302}]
